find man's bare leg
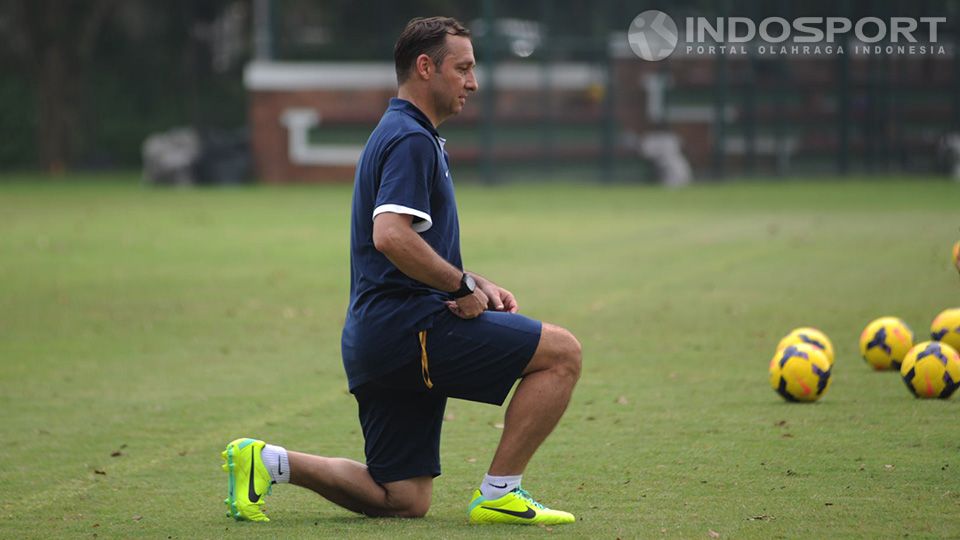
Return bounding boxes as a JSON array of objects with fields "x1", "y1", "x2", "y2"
[
  {"x1": 287, "y1": 452, "x2": 432, "y2": 518},
  {"x1": 488, "y1": 322, "x2": 582, "y2": 476},
  {"x1": 466, "y1": 322, "x2": 581, "y2": 525}
]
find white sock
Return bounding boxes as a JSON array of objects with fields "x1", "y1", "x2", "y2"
[
  {"x1": 480, "y1": 473, "x2": 522, "y2": 500},
  {"x1": 260, "y1": 443, "x2": 290, "y2": 484}
]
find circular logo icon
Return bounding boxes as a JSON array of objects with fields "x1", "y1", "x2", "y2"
[{"x1": 628, "y1": 10, "x2": 678, "y2": 61}]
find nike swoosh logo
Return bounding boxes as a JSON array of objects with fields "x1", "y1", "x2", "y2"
[
  {"x1": 481, "y1": 505, "x2": 536, "y2": 519},
  {"x1": 278, "y1": 458, "x2": 283, "y2": 476},
  {"x1": 488, "y1": 482, "x2": 508, "y2": 489},
  {"x1": 248, "y1": 452, "x2": 260, "y2": 503}
]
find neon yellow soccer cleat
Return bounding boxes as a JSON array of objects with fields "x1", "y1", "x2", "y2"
[
  {"x1": 221, "y1": 438, "x2": 272, "y2": 522},
  {"x1": 468, "y1": 487, "x2": 575, "y2": 525}
]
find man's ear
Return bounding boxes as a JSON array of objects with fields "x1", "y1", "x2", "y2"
[{"x1": 415, "y1": 54, "x2": 433, "y2": 80}]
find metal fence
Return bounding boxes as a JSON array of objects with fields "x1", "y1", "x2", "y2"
[{"x1": 252, "y1": 0, "x2": 960, "y2": 183}]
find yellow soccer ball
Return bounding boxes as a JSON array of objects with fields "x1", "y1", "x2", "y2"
[
  {"x1": 769, "y1": 343, "x2": 832, "y2": 402},
  {"x1": 776, "y1": 327, "x2": 835, "y2": 366},
  {"x1": 859, "y1": 317, "x2": 914, "y2": 370},
  {"x1": 931, "y1": 308, "x2": 960, "y2": 352},
  {"x1": 899, "y1": 341, "x2": 960, "y2": 399}
]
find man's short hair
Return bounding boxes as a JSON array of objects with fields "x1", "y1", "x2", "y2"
[{"x1": 394, "y1": 17, "x2": 470, "y2": 84}]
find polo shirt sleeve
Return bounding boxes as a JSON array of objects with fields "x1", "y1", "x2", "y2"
[{"x1": 373, "y1": 134, "x2": 437, "y2": 233}]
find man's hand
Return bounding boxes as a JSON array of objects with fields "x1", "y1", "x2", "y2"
[
  {"x1": 447, "y1": 288, "x2": 489, "y2": 319},
  {"x1": 474, "y1": 275, "x2": 519, "y2": 313}
]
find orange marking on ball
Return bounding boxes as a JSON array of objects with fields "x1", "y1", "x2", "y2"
[{"x1": 892, "y1": 327, "x2": 906, "y2": 343}]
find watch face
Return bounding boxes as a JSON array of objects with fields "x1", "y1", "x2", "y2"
[{"x1": 464, "y1": 274, "x2": 476, "y2": 291}]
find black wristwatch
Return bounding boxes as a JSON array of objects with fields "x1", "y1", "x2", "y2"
[{"x1": 452, "y1": 272, "x2": 476, "y2": 299}]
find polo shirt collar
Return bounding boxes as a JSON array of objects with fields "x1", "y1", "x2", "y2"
[{"x1": 389, "y1": 98, "x2": 439, "y2": 137}]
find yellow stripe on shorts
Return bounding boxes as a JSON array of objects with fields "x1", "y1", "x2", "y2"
[{"x1": 419, "y1": 330, "x2": 433, "y2": 389}]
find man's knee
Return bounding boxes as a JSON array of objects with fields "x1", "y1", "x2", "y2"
[
  {"x1": 382, "y1": 478, "x2": 432, "y2": 518},
  {"x1": 393, "y1": 499, "x2": 431, "y2": 518},
  {"x1": 527, "y1": 323, "x2": 582, "y2": 380},
  {"x1": 558, "y1": 327, "x2": 582, "y2": 381}
]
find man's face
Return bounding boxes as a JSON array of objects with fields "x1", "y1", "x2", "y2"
[{"x1": 429, "y1": 34, "x2": 478, "y2": 121}]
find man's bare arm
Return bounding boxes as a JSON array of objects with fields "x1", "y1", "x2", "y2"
[{"x1": 372, "y1": 212, "x2": 488, "y2": 318}]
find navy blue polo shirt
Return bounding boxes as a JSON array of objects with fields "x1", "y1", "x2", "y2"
[{"x1": 341, "y1": 98, "x2": 461, "y2": 390}]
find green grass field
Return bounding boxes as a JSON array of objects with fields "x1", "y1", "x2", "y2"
[{"x1": 2, "y1": 175, "x2": 959, "y2": 539}]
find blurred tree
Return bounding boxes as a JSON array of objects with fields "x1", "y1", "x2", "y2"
[
  {"x1": 3, "y1": 0, "x2": 119, "y2": 173},
  {"x1": 86, "y1": 0, "x2": 249, "y2": 168},
  {"x1": 0, "y1": 0, "x2": 248, "y2": 171}
]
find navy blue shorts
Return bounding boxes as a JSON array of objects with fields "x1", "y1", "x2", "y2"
[{"x1": 352, "y1": 310, "x2": 542, "y2": 484}]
